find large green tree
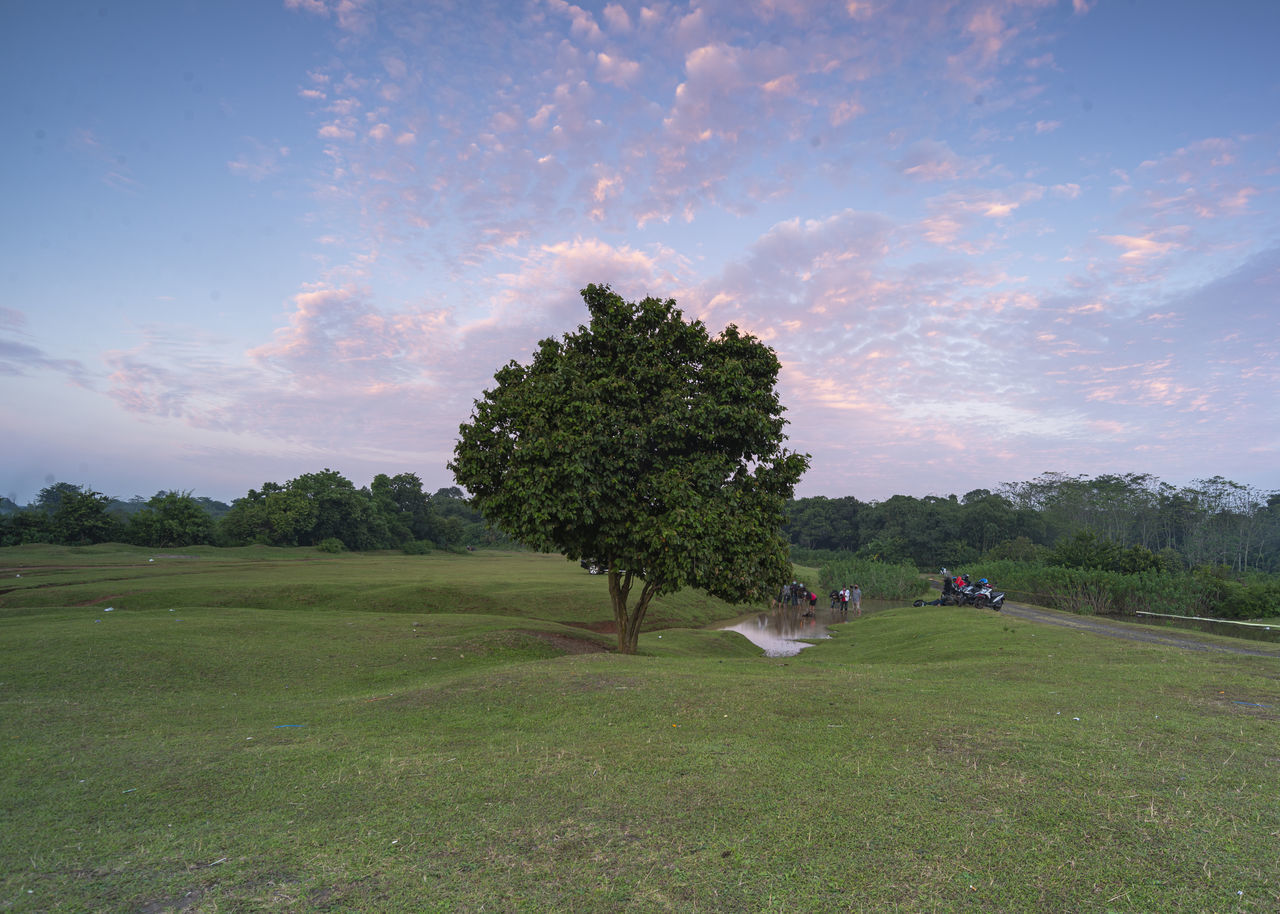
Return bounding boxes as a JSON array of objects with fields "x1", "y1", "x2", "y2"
[
  {"x1": 126, "y1": 491, "x2": 215, "y2": 548},
  {"x1": 369, "y1": 472, "x2": 437, "y2": 545},
  {"x1": 450, "y1": 284, "x2": 809, "y2": 653},
  {"x1": 45, "y1": 484, "x2": 118, "y2": 545}
]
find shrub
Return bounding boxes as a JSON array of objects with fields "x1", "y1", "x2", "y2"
[
  {"x1": 317, "y1": 537, "x2": 345, "y2": 554},
  {"x1": 818, "y1": 557, "x2": 926, "y2": 601}
]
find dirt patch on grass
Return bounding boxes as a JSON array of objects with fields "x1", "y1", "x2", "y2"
[
  {"x1": 517, "y1": 630, "x2": 611, "y2": 654},
  {"x1": 565, "y1": 619, "x2": 617, "y2": 634},
  {"x1": 73, "y1": 593, "x2": 133, "y2": 606}
]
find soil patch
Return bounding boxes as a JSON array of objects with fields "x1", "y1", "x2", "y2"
[
  {"x1": 518, "y1": 630, "x2": 611, "y2": 654},
  {"x1": 565, "y1": 619, "x2": 617, "y2": 634}
]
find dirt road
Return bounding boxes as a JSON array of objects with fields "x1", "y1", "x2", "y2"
[{"x1": 999, "y1": 601, "x2": 1280, "y2": 659}]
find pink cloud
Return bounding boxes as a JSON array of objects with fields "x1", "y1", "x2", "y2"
[
  {"x1": 830, "y1": 98, "x2": 864, "y2": 126},
  {"x1": 596, "y1": 52, "x2": 641, "y2": 87},
  {"x1": 602, "y1": 3, "x2": 631, "y2": 32},
  {"x1": 318, "y1": 124, "x2": 355, "y2": 140},
  {"x1": 1102, "y1": 234, "x2": 1177, "y2": 262},
  {"x1": 547, "y1": 0, "x2": 603, "y2": 43},
  {"x1": 334, "y1": 0, "x2": 374, "y2": 35},
  {"x1": 284, "y1": 0, "x2": 328, "y2": 16},
  {"x1": 896, "y1": 140, "x2": 987, "y2": 182}
]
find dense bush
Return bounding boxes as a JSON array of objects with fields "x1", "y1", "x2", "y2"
[
  {"x1": 818, "y1": 557, "x2": 927, "y2": 601},
  {"x1": 954, "y1": 560, "x2": 1277, "y2": 620}
]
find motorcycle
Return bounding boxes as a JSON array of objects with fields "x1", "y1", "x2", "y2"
[
  {"x1": 914, "y1": 575, "x2": 1004, "y2": 610},
  {"x1": 914, "y1": 574, "x2": 965, "y2": 607},
  {"x1": 964, "y1": 579, "x2": 1005, "y2": 611}
]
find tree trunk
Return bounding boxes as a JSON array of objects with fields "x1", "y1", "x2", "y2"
[{"x1": 608, "y1": 569, "x2": 659, "y2": 654}]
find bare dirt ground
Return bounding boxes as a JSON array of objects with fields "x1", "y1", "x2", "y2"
[{"x1": 999, "y1": 601, "x2": 1280, "y2": 659}]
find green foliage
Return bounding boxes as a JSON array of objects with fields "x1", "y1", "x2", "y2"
[
  {"x1": 34, "y1": 481, "x2": 84, "y2": 514},
  {"x1": 0, "y1": 511, "x2": 52, "y2": 546},
  {"x1": 369, "y1": 472, "x2": 433, "y2": 544},
  {"x1": 218, "y1": 482, "x2": 310, "y2": 546},
  {"x1": 431, "y1": 487, "x2": 511, "y2": 548},
  {"x1": 784, "y1": 490, "x2": 1043, "y2": 568},
  {"x1": 316, "y1": 537, "x2": 345, "y2": 553},
  {"x1": 961, "y1": 558, "x2": 1278, "y2": 621},
  {"x1": 25, "y1": 484, "x2": 121, "y2": 546},
  {"x1": 982, "y1": 535, "x2": 1045, "y2": 563},
  {"x1": 817, "y1": 556, "x2": 926, "y2": 600},
  {"x1": 787, "y1": 545, "x2": 854, "y2": 567},
  {"x1": 287, "y1": 469, "x2": 387, "y2": 549},
  {"x1": 450, "y1": 283, "x2": 808, "y2": 652},
  {"x1": 124, "y1": 491, "x2": 215, "y2": 548},
  {"x1": 785, "y1": 471, "x2": 1279, "y2": 574}
]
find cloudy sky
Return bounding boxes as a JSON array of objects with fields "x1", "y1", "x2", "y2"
[{"x1": 3, "y1": 0, "x2": 1278, "y2": 506}]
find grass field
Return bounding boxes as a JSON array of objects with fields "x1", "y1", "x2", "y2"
[{"x1": 2, "y1": 545, "x2": 1278, "y2": 912}]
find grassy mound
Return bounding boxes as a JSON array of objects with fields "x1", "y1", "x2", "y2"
[{"x1": 2, "y1": 547, "x2": 1277, "y2": 911}]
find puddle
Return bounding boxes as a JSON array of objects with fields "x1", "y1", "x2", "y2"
[{"x1": 715, "y1": 600, "x2": 896, "y2": 657}]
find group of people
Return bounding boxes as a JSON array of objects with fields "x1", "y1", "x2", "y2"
[
  {"x1": 940, "y1": 568, "x2": 993, "y2": 597},
  {"x1": 781, "y1": 581, "x2": 816, "y2": 608},
  {"x1": 832, "y1": 585, "x2": 862, "y2": 616},
  {"x1": 778, "y1": 581, "x2": 862, "y2": 616}
]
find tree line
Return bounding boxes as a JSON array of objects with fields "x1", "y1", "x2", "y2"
[
  {"x1": 785, "y1": 472, "x2": 1280, "y2": 575},
  {"x1": 6, "y1": 469, "x2": 1277, "y2": 579},
  {"x1": 0, "y1": 471, "x2": 509, "y2": 552}
]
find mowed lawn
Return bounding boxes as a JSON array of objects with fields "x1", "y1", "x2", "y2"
[{"x1": 1, "y1": 546, "x2": 1278, "y2": 912}]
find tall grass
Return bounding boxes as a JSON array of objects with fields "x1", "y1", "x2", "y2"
[
  {"x1": 817, "y1": 556, "x2": 928, "y2": 600},
  {"x1": 966, "y1": 559, "x2": 1280, "y2": 620}
]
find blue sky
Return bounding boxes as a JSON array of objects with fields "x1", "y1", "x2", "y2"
[{"x1": 3, "y1": 0, "x2": 1278, "y2": 506}]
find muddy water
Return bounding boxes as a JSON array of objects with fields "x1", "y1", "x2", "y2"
[{"x1": 716, "y1": 599, "x2": 896, "y2": 657}]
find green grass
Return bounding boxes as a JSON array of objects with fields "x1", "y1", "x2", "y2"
[{"x1": 2, "y1": 546, "x2": 1278, "y2": 912}]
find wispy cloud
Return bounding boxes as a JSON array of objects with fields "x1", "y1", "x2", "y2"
[
  {"x1": 1102, "y1": 233, "x2": 1178, "y2": 262},
  {"x1": 227, "y1": 138, "x2": 291, "y2": 180},
  {"x1": 0, "y1": 338, "x2": 92, "y2": 385}
]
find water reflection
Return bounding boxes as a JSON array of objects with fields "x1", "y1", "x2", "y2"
[
  {"x1": 716, "y1": 599, "x2": 898, "y2": 656},
  {"x1": 716, "y1": 603, "x2": 847, "y2": 657}
]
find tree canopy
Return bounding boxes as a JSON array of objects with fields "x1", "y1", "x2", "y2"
[{"x1": 449, "y1": 284, "x2": 809, "y2": 653}]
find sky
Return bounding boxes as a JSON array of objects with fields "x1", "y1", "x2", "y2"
[{"x1": 3, "y1": 0, "x2": 1279, "y2": 507}]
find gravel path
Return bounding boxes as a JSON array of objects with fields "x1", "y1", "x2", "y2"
[{"x1": 998, "y1": 601, "x2": 1280, "y2": 659}]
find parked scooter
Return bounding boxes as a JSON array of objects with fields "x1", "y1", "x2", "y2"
[
  {"x1": 964, "y1": 578, "x2": 1005, "y2": 611},
  {"x1": 914, "y1": 574, "x2": 1004, "y2": 610},
  {"x1": 916, "y1": 572, "x2": 969, "y2": 607}
]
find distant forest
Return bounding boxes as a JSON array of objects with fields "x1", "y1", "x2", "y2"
[
  {"x1": 784, "y1": 472, "x2": 1279, "y2": 575},
  {"x1": 3, "y1": 470, "x2": 1277, "y2": 575},
  {"x1": 0, "y1": 470, "x2": 510, "y2": 553}
]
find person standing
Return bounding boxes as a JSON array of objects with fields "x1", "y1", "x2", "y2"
[
  {"x1": 851, "y1": 584, "x2": 862, "y2": 616},
  {"x1": 839, "y1": 587, "x2": 850, "y2": 613}
]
